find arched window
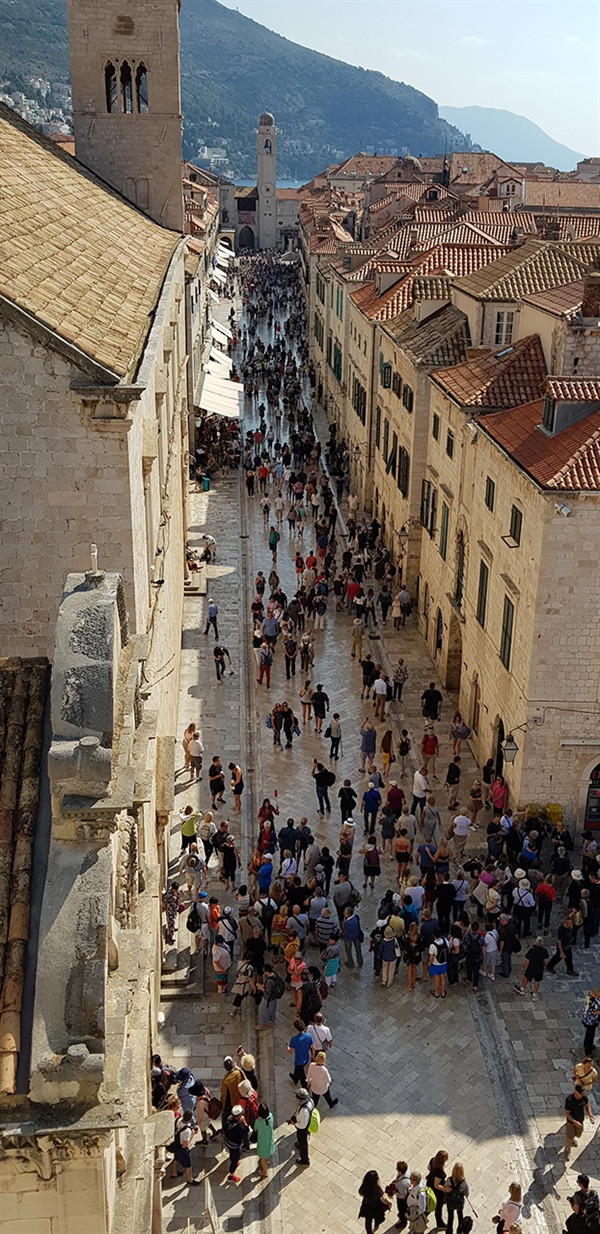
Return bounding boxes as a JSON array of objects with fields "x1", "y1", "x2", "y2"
[
  {"x1": 435, "y1": 608, "x2": 443, "y2": 653},
  {"x1": 105, "y1": 62, "x2": 117, "y2": 113},
  {"x1": 263, "y1": 139, "x2": 272, "y2": 154},
  {"x1": 135, "y1": 63, "x2": 149, "y2": 113},
  {"x1": 120, "y1": 61, "x2": 133, "y2": 113}
]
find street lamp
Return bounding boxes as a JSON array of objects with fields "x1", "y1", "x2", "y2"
[
  {"x1": 500, "y1": 733, "x2": 519, "y2": 764},
  {"x1": 397, "y1": 524, "x2": 409, "y2": 552}
]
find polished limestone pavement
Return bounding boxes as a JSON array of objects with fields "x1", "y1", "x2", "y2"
[{"x1": 159, "y1": 282, "x2": 598, "y2": 1234}]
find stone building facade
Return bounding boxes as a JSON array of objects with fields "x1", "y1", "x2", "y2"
[
  {"x1": 306, "y1": 219, "x2": 600, "y2": 823},
  {"x1": 66, "y1": 0, "x2": 184, "y2": 231}
]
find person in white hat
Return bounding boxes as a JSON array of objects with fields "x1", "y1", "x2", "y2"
[{"x1": 223, "y1": 1105, "x2": 249, "y2": 1183}]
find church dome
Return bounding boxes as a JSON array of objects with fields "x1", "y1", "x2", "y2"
[{"x1": 259, "y1": 112, "x2": 274, "y2": 127}]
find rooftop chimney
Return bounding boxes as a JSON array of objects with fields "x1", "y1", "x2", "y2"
[{"x1": 581, "y1": 270, "x2": 600, "y2": 320}]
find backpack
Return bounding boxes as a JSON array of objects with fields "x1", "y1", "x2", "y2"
[
  {"x1": 425, "y1": 1187, "x2": 437, "y2": 1215},
  {"x1": 465, "y1": 932, "x2": 483, "y2": 960},
  {"x1": 582, "y1": 1189, "x2": 600, "y2": 1230},
  {"x1": 348, "y1": 885, "x2": 362, "y2": 908},
  {"x1": 268, "y1": 971, "x2": 286, "y2": 1000},
  {"x1": 308, "y1": 1106, "x2": 320, "y2": 1134},
  {"x1": 186, "y1": 905, "x2": 201, "y2": 934},
  {"x1": 434, "y1": 939, "x2": 448, "y2": 965},
  {"x1": 326, "y1": 770, "x2": 337, "y2": 788},
  {"x1": 258, "y1": 899, "x2": 276, "y2": 929}
]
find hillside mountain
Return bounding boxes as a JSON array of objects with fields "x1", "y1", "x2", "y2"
[
  {"x1": 439, "y1": 105, "x2": 583, "y2": 172},
  {"x1": 0, "y1": 0, "x2": 473, "y2": 179}
]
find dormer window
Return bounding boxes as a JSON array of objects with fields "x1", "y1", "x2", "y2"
[
  {"x1": 542, "y1": 395, "x2": 556, "y2": 433},
  {"x1": 495, "y1": 310, "x2": 514, "y2": 346}
]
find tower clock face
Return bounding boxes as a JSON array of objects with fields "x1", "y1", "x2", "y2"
[{"x1": 262, "y1": 182, "x2": 274, "y2": 197}]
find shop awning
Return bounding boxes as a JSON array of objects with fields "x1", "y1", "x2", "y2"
[
  {"x1": 208, "y1": 288, "x2": 219, "y2": 302},
  {"x1": 216, "y1": 245, "x2": 233, "y2": 260},
  {"x1": 214, "y1": 255, "x2": 229, "y2": 270},
  {"x1": 211, "y1": 318, "x2": 233, "y2": 341},
  {"x1": 197, "y1": 372, "x2": 243, "y2": 418},
  {"x1": 210, "y1": 346, "x2": 232, "y2": 371},
  {"x1": 211, "y1": 267, "x2": 226, "y2": 285}
]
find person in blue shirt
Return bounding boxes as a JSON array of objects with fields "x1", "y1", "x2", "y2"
[
  {"x1": 257, "y1": 856, "x2": 273, "y2": 894},
  {"x1": 287, "y1": 1019, "x2": 313, "y2": 1084},
  {"x1": 262, "y1": 615, "x2": 279, "y2": 646},
  {"x1": 520, "y1": 831, "x2": 539, "y2": 870},
  {"x1": 342, "y1": 907, "x2": 364, "y2": 968},
  {"x1": 204, "y1": 598, "x2": 219, "y2": 639},
  {"x1": 362, "y1": 783, "x2": 381, "y2": 836}
]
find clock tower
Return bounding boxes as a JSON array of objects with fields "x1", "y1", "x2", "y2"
[{"x1": 257, "y1": 111, "x2": 277, "y2": 250}]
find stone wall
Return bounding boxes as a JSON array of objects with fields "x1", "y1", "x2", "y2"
[
  {"x1": 67, "y1": 0, "x2": 183, "y2": 231},
  {"x1": 0, "y1": 319, "x2": 135, "y2": 659}
]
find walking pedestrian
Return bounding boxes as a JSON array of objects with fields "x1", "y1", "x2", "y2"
[
  {"x1": 169, "y1": 1110, "x2": 200, "y2": 1185},
  {"x1": 312, "y1": 760, "x2": 333, "y2": 815},
  {"x1": 428, "y1": 934, "x2": 449, "y2": 999},
  {"x1": 582, "y1": 988, "x2": 600, "y2": 1057},
  {"x1": 380, "y1": 925, "x2": 401, "y2": 987},
  {"x1": 410, "y1": 767, "x2": 428, "y2": 818},
  {"x1": 513, "y1": 935, "x2": 549, "y2": 1000},
  {"x1": 287, "y1": 1018, "x2": 313, "y2": 1084},
  {"x1": 421, "y1": 682, "x2": 442, "y2": 722},
  {"x1": 204, "y1": 598, "x2": 219, "y2": 639},
  {"x1": 224, "y1": 1105, "x2": 249, "y2": 1184},
  {"x1": 493, "y1": 1182, "x2": 522, "y2": 1232},
  {"x1": 360, "y1": 837, "x2": 382, "y2": 890},
  {"x1": 546, "y1": 912, "x2": 578, "y2": 976},
  {"x1": 564, "y1": 1082, "x2": 595, "y2": 1161},
  {"x1": 329, "y1": 713, "x2": 342, "y2": 760},
  {"x1": 255, "y1": 1102, "x2": 275, "y2": 1179},
  {"x1": 358, "y1": 1171, "x2": 391, "y2": 1234},
  {"x1": 288, "y1": 1087, "x2": 313, "y2": 1166},
  {"x1": 392, "y1": 659, "x2": 408, "y2": 701},
  {"x1": 229, "y1": 763, "x2": 244, "y2": 811},
  {"x1": 312, "y1": 683, "x2": 330, "y2": 734},
  {"x1": 306, "y1": 1051, "x2": 338, "y2": 1109},
  {"x1": 373, "y1": 672, "x2": 388, "y2": 720},
  {"x1": 213, "y1": 644, "x2": 232, "y2": 681},
  {"x1": 342, "y1": 906, "x2": 364, "y2": 967},
  {"x1": 406, "y1": 1172, "x2": 428, "y2": 1234}
]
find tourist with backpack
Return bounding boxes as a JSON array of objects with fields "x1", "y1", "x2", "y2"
[
  {"x1": 406, "y1": 1171, "x2": 429, "y2": 1233},
  {"x1": 567, "y1": 1173, "x2": 600, "y2": 1234},
  {"x1": 288, "y1": 1087, "x2": 314, "y2": 1166},
  {"x1": 257, "y1": 962, "x2": 285, "y2": 1028},
  {"x1": 428, "y1": 934, "x2": 449, "y2": 999},
  {"x1": 463, "y1": 922, "x2": 484, "y2": 990},
  {"x1": 444, "y1": 1162, "x2": 470, "y2": 1234}
]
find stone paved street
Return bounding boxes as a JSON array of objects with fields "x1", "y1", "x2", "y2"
[{"x1": 159, "y1": 282, "x2": 599, "y2": 1234}]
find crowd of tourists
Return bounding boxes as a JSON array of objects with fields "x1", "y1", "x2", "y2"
[{"x1": 160, "y1": 256, "x2": 600, "y2": 1233}]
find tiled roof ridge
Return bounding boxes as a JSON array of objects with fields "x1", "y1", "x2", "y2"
[{"x1": 545, "y1": 376, "x2": 600, "y2": 400}]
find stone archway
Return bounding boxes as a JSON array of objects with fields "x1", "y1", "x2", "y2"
[
  {"x1": 579, "y1": 757, "x2": 600, "y2": 830},
  {"x1": 446, "y1": 611, "x2": 462, "y2": 692},
  {"x1": 238, "y1": 226, "x2": 255, "y2": 250}
]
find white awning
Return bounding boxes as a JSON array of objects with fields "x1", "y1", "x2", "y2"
[
  {"x1": 210, "y1": 346, "x2": 232, "y2": 371},
  {"x1": 211, "y1": 318, "x2": 233, "y2": 341},
  {"x1": 198, "y1": 372, "x2": 243, "y2": 418},
  {"x1": 215, "y1": 255, "x2": 229, "y2": 270},
  {"x1": 216, "y1": 245, "x2": 233, "y2": 260},
  {"x1": 211, "y1": 267, "x2": 226, "y2": 285},
  {"x1": 208, "y1": 288, "x2": 220, "y2": 302}
]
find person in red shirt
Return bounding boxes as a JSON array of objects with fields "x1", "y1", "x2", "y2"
[
  {"x1": 420, "y1": 726, "x2": 439, "y2": 779},
  {"x1": 535, "y1": 875, "x2": 557, "y2": 933}
]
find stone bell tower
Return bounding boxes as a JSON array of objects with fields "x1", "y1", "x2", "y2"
[
  {"x1": 66, "y1": 0, "x2": 184, "y2": 232},
  {"x1": 257, "y1": 111, "x2": 277, "y2": 250}
]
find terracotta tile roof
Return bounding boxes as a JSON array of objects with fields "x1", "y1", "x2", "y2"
[
  {"x1": 545, "y1": 377, "x2": 600, "y2": 401},
  {"x1": 275, "y1": 187, "x2": 305, "y2": 200},
  {"x1": 235, "y1": 185, "x2": 259, "y2": 199},
  {"x1": 447, "y1": 152, "x2": 521, "y2": 186},
  {"x1": 524, "y1": 182, "x2": 600, "y2": 208},
  {"x1": 357, "y1": 243, "x2": 514, "y2": 321},
  {"x1": 412, "y1": 274, "x2": 453, "y2": 301},
  {"x1": 0, "y1": 103, "x2": 180, "y2": 380},
  {"x1": 0, "y1": 657, "x2": 50, "y2": 1093},
  {"x1": 521, "y1": 279, "x2": 584, "y2": 319},
  {"x1": 386, "y1": 304, "x2": 469, "y2": 368},
  {"x1": 431, "y1": 335, "x2": 547, "y2": 409},
  {"x1": 481, "y1": 399, "x2": 600, "y2": 490},
  {"x1": 333, "y1": 154, "x2": 399, "y2": 178},
  {"x1": 452, "y1": 237, "x2": 590, "y2": 301},
  {"x1": 556, "y1": 239, "x2": 600, "y2": 267},
  {"x1": 387, "y1": 220, "x2": 508, "y2": 258}
]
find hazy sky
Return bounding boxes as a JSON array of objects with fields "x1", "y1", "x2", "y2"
[{"x1": 218, "y1": 0, "x2": 599, "y2": 155}]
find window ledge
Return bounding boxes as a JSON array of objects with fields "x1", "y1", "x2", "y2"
[{"x1": 445, "y1": 593, "x2": 466, "y2": 623}]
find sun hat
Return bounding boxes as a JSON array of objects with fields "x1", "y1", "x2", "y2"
[
  {"x1": 514, "y1": 868, "x2": 526, "y2": 880},
  {"x1": 519, "y1": 878, "x2": 531, "y2": 889},
  {"x1": 231, "y1": 1105, "x2": 243, "y2": 1117},
  {"x1": 368, "y1": 781, "x2": 374, "y2": 789},
  {"x1": 389, "y1": 780, "x2": 398, "y2": 787},
  {"x1": 240, "y1": 1052, "x2": 255, "y2": 1071},
  {"x1": 384, "y1": 925, "x2": 395, "y2": 939},
  {"x1": 571, "y1": 869, "x2": 583, "y2": 881},
  {"x1": 238, "y1": 1080, "x2": 252, "y2": 1097}
]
